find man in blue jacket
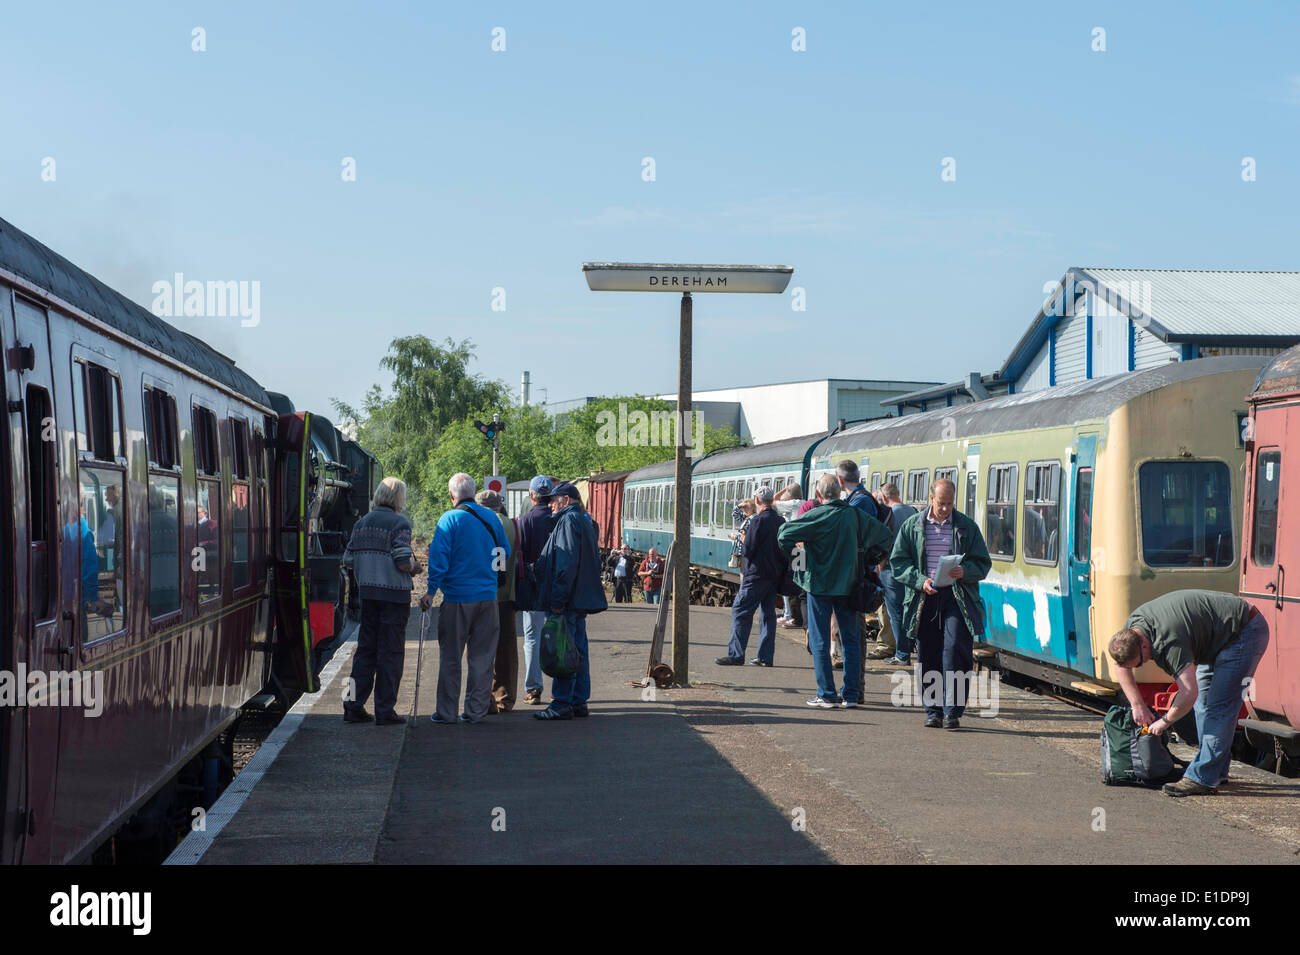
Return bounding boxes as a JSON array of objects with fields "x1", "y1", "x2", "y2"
[
  {"x1": 716, "y1": 484, "x2": 785, "y2": 667},
  {"x1": 420, "y1": 472, "x2": 511, "y2": 724},
  {"x1": 533, "y1": 482, "x2": 607, "y2": 721}
]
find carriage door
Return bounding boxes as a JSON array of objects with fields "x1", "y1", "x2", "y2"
[
  {"x1": 964, "y1": 445, "x2": 980, "y2": 523},
  {"x1": 1240, "y1": 406, "x2": 1285, "y2": 708},
  {"x1": 271, "y1": 412, "x2": 315, "y2": 695},
  {"x1": 1067, "y1": 434, "x2": 1097, "y2": 673},
  {"x1": 11, "y1": 296, "x2": 69, "y2": 862}
]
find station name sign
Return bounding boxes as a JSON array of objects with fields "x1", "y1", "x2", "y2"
[{"x1": 583, "y1": 262, "x2": 793, "y2": 294}]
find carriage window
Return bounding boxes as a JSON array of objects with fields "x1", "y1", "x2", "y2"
[
  {"x1": 906, "y1": 469, "x2": 929, "y2": 506},
  {"x1": 79, "y1": 467, "x2": 126, "y2": 640},
  {"x1": 1022, "y1": 461, "x2": 1060, "y2": 565},
  {"x1": 232, "y1": 481, "x2": 251, "y2": 589},
  {"x1": 885, "y1": 470, "x2": 903, "y2": 491},
  {"x1": 73, "y1": 361, "x2": 123, "y2": 461},
  {"x1": 935, "y1": 466, "x2": 958, "y2": 487},
  {"x1": 148, "y1": 475, "x2": 181, "y2": 617},
  {"x1": 144, "y1": 387, "x2": 179, "y2": 469},
  {"x1": 965, "y1": 470, "x2": 977, "y2": 518},
  {"x1": 1138, "y1": 461, "x2": 1234, "y2": 568},
  {"x1": 870, "y1": 472, "x2": 883, "y2": 493},
  {"x1": 193, "y1": 407, "x2": 220, "y2": 475},
  {"x1": 197, "y1": 480, "x2": 222, "y2": 601},
  {"x1": 1251, "y1": 451, "x2": 1281, "y2": 567},
  {"x1": 231, "y1": 418, "x2": 251, "y2": 480},
  {"x1": 986, "y1": 463, "x2": 1019, "y2": 560},
  {"x1": 25, "y1": 385, "x2": 57, "y2": 620},
  {"x1": 714, "y1": 482, "x2": 729, "y2": 527},
  {"x1": 1074, "y1": 468, "x2": 1093, "y2": 561},
  {"x1": 664, "y1": 483, "x2": 673, "y2": 522}
]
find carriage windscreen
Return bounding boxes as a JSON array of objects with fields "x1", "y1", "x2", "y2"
[{"x1": 1138, "y1": 461, "x2": 1234, "y2": 567}]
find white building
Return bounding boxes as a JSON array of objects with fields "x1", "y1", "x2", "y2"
[{"x1": 658, "y1": 378, "x2": 939, "y2": 445}]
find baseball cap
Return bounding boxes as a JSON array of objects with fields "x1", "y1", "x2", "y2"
[
  {"x1": 529, "y1": 475, "x2": 554, "y2": 495},
  {"x1": 551, "y1": 481, "x2": 580, "y2": 500}
]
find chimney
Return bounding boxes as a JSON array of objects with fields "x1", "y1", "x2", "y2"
[{"x1": 521, "y1": 371, "x2": 530, "y2": 406}]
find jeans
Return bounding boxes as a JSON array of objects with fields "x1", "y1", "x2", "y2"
[
  {"x1": 522, "y1": 610, "x2": 546, "y2": 692},
  {"x1": 645, "y1": 588, "x2": 661, "y2": 605},
  {"x1": 1185, "y1": 614, "x2": 1270, "y2": 787},
  {"x1": 550, "y1": 612, "x2": 590, "y2": 708},
  {"x1": 880, "y1": 567, "x2": 910, "y2": 660},
  {"x1": 347, "y1": 599, "x2": 411, "y2": 719},
  {"x1": 915, "y1": 587, "x2": 972, "y2": 719},
  {"x1": 727, "y1": 575, "x2": 778, "y2": 663},
  {"x1": 807, "y1": 593, "x2": 861, "y2": 703}
]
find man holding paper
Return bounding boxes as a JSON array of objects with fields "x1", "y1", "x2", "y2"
[{"x1": 890, "y1": 478, "x2": 992, "y2": 729}]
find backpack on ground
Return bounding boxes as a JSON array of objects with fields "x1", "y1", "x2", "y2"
[{"x1": 1100, "y1": 705, "x2": 1186, "y2": 787}]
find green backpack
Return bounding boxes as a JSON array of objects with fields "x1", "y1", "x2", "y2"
[{"x1": 1100, "y1": 705, "x2": 1185, "y2": 787}]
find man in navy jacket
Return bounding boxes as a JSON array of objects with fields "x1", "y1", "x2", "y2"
[
  {"x1": 533, "y1": 482, "x2": 607, "y2": 721},
  {"x1": 717, "y1": 484, "x2": 786, "y2": 667},
  {"x1": 516, "y1": 475, "x2": 557, "y2": 704}
]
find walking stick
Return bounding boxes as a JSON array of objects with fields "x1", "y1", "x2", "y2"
[{"x1": 411, "y1": 608, "x2": 429, "y2": 718}]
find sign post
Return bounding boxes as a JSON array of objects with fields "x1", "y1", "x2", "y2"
[{"x1": 582, "y1": 263, "x2": 793, "y2": 686}]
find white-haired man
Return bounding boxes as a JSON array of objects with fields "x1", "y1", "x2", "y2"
[
  {"x1": 716, "y1": 484, "x2": 786, "y2": 667},
  {"x1": 419, "y1": 473, "x2": 512, "y2": 724},
  {"x1": 342, "y1": 476, "x2": 417, "y2": 725}
]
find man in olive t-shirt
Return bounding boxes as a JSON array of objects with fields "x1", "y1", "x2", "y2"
[{"x1": 1108, "y1": 589, "x2": 1269, "y2": 797}]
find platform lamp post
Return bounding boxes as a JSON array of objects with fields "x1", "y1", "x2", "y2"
[{"x1": 582, "y1": 263, "x2": 793, "y2": 685}]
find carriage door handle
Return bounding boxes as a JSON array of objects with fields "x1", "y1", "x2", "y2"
[
  {"x1": 1277, "y1": 565, "x2": 1285, "y2": 610},
  {"x1": 59, "y1": 610, "x2": 75, "y2": 661}
]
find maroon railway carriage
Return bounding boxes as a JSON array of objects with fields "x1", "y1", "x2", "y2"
[
  {"x1": 0, "y1": 217, "x2": 361, "y2": 863},
  {"x1": 1239, "y1": 344, "x2": 1300, "y2": 767},
  {"x1": 586, "y1": 470, "x2": 631, "y2": 553}
]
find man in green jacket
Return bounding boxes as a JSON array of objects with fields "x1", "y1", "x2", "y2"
[
  {"x1": 890, "y1": 478, "x2": 992, "y2": 729},
  {"x1": 777, "y1": 474, "x2": 893, "y2": 708}
]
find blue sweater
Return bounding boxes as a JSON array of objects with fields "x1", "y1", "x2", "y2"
[{"x1": 425, "y1": 501, "x2": 513, "y2": 604}]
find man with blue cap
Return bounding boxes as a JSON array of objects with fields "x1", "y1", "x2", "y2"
[{"x1": 533, "y1": 482, "x2": 607, "y2": 720}]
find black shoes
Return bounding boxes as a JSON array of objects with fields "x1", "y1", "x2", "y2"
[
  {"x1": 375, "y1": 713, "x2": 407, "y2": 726},
  {"x1": 924, "y1": 715, "x2": 942, "y2": 728},
  {"x1": 572, "y1": 703, "x2": 590, "y2": 718},
  {"x1": 747, "y1": 658, "x2": 773, "y2": 667},
  {"x1": 715, "y1": 656, "x2": 745, "y2": 666},
  {"x1": 343, "y1": 707, "x2": 373, "y2": 723},
  {"x1": 534, "y1": 704, "x2": 573, "y2": 721},
  {"x1": 943, "y1": 717, "x2": 960, "y2": 730}
]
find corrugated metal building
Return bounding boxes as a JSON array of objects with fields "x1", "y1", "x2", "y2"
[{"x1": 888, "y1": 267, "x2": 1300, "y2": 414}]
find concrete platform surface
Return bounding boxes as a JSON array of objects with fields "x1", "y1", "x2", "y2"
[{"x1": 196, "y1": 604, "x2": 1300, "y2": 865}]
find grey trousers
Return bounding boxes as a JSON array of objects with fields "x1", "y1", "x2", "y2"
[{"x1": 436, "y1": 600, "x2": 500, "y2": 723}]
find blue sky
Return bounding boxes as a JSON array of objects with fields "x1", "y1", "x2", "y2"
[{"x1": 2, "y1": 1, "x2": 1297, "y2": 417}]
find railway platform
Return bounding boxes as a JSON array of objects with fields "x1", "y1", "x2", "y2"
[{"x1": 174, "y1": 605, "x2": 1300, "y2": 865}]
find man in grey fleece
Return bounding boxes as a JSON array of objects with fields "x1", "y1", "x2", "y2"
[{"x1": 342, "y1": 477, "x2": 417, "y2": 725}]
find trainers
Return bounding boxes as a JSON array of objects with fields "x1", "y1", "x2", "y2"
[
  {"x1": 523, "y1": 689, "x2": 544, "y2": 705},
  {"x1": 889, "y1": 655, "x2": 911, "y2": 666},
  {"x1": 943, "y1": 717, "x2": 960, "y2": 730},
  {"x1": 534, "y1": 704, "x2": 574, "y2": 721},
  {"x1": 867, "y1": 647, "x2": 894, "y2": 660},
  {"x1": 1162, "y1": 777, "x2": 1215, "y2": 797},
  {"x1": 806, "y1": 696, "x2": 838, "y2": 709},
  {"x1": 747, "y1": 658, "x2": 773, "y2": 667},
  {"x1": 430, "y1": 713, "x2": 454, "y2": 724},
  {"x1": 839, "y1": 698, "x2": 857, "y2": 709}
]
